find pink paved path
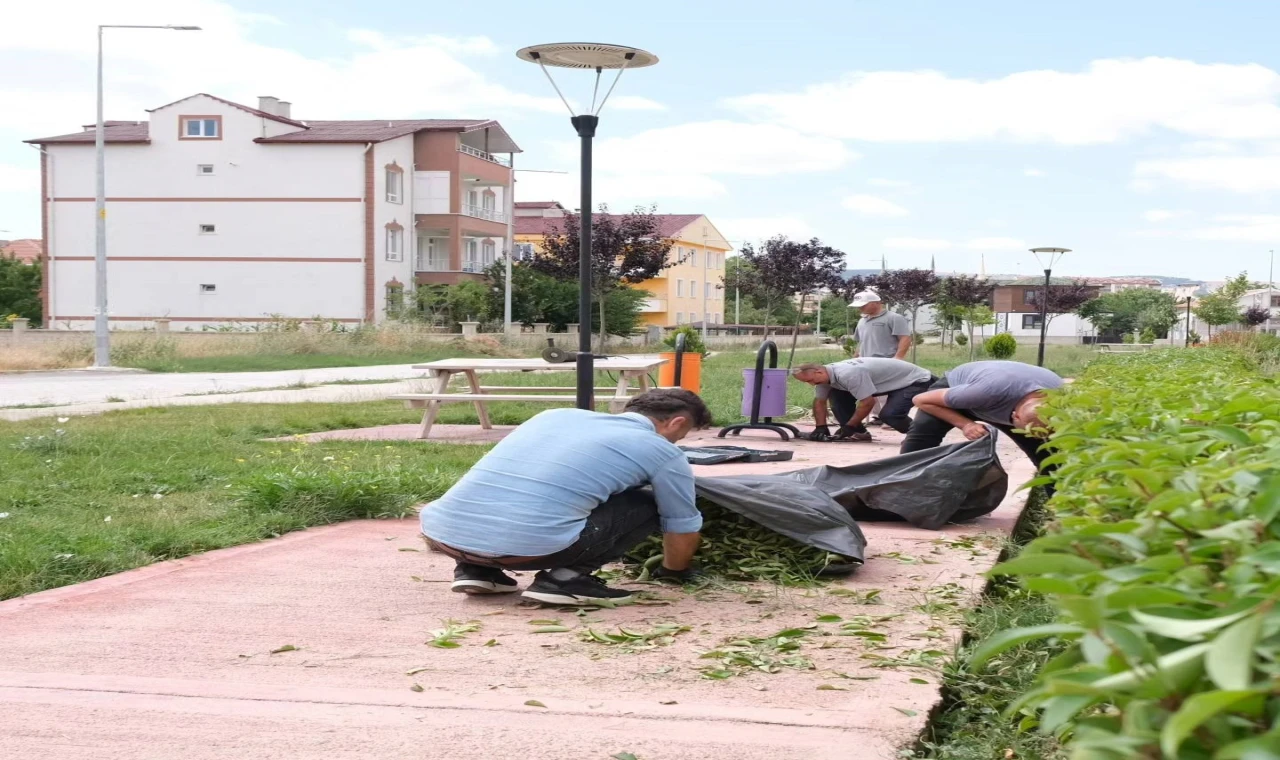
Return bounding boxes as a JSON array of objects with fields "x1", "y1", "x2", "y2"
[{"x1": 0, "y1": 427, "x2": 1034, "y2": 760}]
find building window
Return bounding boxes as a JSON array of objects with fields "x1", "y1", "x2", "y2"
[
  {"x1": 386, "y1": 167, "x2": 403, "y2": 203},
  {"x1": 200, "y1": 284, "x2": 216, "y2": 293},
  {"x1": 689, "y1": 250, "x2": 698, "y2": 267},
  {"x1": 196, "y1": 164, "x2": 214, "y2": 176},
  {"x1": 514, "y1": 243, "x2": 535, "y2": 261},
  {"x1": 199, "y1": 224, "x2": 216, "y2": 234},
  {"x1": 1024, "y1": 289, "x2": 1039, "y2": 306},
  {"x1": 181, "y1": 116, "x2": 221, "y2": 139},
  {"x1": 676, "y1": 279, "x2": 684, "y2": 297},
  {"x1": 482, "y1": 240, "x2": 496, "y2": 265},
  {"x1": 715, "y1": 313, "x2": 722, "y2": 324},
  {"x1": 704, "y1": 282, "x2": 711, "y2": 299},
  {"x1": 416, "y1": 237, "x2": 448, "y2": 272},
  {"x1": 691, "y1": 280, "x2": 698, "y2": 299},
  {"x1": 676, "y1": 312, "x2": 684, "y2": 325},
  {"x1": 1022, "y1": 314, "x2": 1043, "y2": 330},
  {"x1": 386, "y1": 226, "x2": 404, "y2": 262}
]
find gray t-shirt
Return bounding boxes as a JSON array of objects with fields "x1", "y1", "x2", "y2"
[
  {"x1": 855, "y1": 309, "x2": 911, "y2": 358},
  {"x1": 816, "y1": 358, "x2": 933, "y2": 401},
  {"x1": 943, "y1": 361, "x2": 1064, "y2": 425}
]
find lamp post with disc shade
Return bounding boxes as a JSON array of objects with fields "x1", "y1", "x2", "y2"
[{"x1": 516, "y1": 43, "x2": 659, "y2": 410}]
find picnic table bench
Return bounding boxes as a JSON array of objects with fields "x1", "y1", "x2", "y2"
[
  {"x1": 392, "y1": 356, "x2": 668, "y2": 439},
  {"x1": 1096, "y1": 343, "x2": 1156, "y2": 353}
]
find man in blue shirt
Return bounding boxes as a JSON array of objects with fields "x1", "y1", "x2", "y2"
[{"x1": 420, "y1": 388, "x2": 712, "y2": 606}]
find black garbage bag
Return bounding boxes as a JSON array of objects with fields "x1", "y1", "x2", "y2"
[{"x1": 694, "y1": 431, "x2": 1008, "y2": 535}]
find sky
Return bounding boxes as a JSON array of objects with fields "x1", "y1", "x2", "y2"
[{"x1": 2, "y1": 0, "x2": 1279, "y2": 281}]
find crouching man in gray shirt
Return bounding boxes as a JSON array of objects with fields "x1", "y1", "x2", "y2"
[
  {"x1": 792, "y1": 358, "x2": 935, "y2": 441},
  {"x1": 900, "y1": 360, "x2": 1063, "y2": 472}
]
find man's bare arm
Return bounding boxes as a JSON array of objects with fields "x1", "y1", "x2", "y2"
[
  {"x1": 913, "y1": 389, "x2": 988, "y2": 439},
  {"x1": 812, "y1": 398, "x2": 829, "y2": 426},
  {"x1": 662, "y1": 532, "x2": 702, "y2": 571},
  {"x1": 893, "y1": 334, "x2": 912, "y2": 359},
  {"x1": 848, "y1": 398, "x2": 876, "y2": 427}
]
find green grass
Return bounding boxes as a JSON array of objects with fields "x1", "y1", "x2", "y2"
[
  {"x1": 913, "y1": 491, "x2": 1066, "y2": 760},
  {"x1": 0, "y1": 402, "x2": 487, "y2": 600}
]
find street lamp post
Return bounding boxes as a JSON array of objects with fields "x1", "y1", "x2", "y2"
[
  {"x1": 95, "y1": 24, "x2": 201, "y2": 368},
  {"x1": 517, "y1": 43, "x2": 658, "y2": 410},
  {"x1": 1028, "y1": 247, "x2": 1070, "y2": 367}
]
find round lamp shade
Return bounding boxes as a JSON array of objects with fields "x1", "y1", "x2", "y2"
[{"x1": 517, "y1": 43, "x2": 658, "y2": 70}]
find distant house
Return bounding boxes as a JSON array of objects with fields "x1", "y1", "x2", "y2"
[
  {"x1": 1174, "y1": 286, "x2": 1280, "y2": 341},
  {"x1": 0, "y1": 239, "x2": 42, "y2": 264},
  {"x1": 991, "y1": 277, "x2": 1103, "y2": 344},
  {"x1": 1083, "y1": 276, "x2": 1162, "y2": 293},
  {"x1": 513, "y1": 201, "x2": 730, "y2": 328}
]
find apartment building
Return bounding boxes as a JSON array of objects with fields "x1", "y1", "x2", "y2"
[
  {"x1": 26, "y1": 93, "x2": 519, "y2": 329},
  {"x1": 991, "y1": 277, "x2": 1104, "y2": 343},
  {"x1": 513, "y1": 202, "x2": 730, "y2": 327}
]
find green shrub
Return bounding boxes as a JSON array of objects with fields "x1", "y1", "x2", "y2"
[
  {"x1": 973, "y1": 349, "x2": 1280, "y2": 758},
  {"x1": 661, "y1": 325, "x2": 709, "y2": 356},
  {"x1": 954, "y1": 333, "x2": 969, "y2": 347},
  {"x1": 1121, "y1": 332, "x2": 1135, "y2": 344},
  {"x1": 914, "y1": 332, "x2": 925, "y2": 346},
  {"x1": 985, "y1": 332, "x2": 1017, "y2": 359},
  {"x1": 826, "y1": 327, "x2": 846, "y2": 341},
  {"x1": 1139, "y1": 327, "x2": 1156, "y2": 344},
  {"x1": 1188, "y1": 330, "x2": 1202, "y2": 346}
]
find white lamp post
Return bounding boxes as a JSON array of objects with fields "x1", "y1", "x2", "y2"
[
  {"x1": 516, "y1": 43, "x2": 658, "y2": 410},
  {"x1": 94, "y1": 24, "x2": 201, "y2": 367}
]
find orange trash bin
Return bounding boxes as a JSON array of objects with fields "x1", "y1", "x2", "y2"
[{"x1": 658, "y1": 351, "x2": 703, "y2": 394}]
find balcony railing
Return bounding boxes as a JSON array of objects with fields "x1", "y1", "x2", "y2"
[
  {"x1": 461, "y1": 261, "x2": 485, "y2": 274},
  {"x1": 458, "y1": 144, "x2": 511, "y2": 167},
  {"x1": 415, "y1": 253, "x2": 449, "y2": 272},
  {"x1": 461, "y1": 204, "x2": 507, "y2": 224}
]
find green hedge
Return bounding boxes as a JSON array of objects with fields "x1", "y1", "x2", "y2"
[{"x1": 973, "y1": 349, "x2": 1280, "y2": 758}]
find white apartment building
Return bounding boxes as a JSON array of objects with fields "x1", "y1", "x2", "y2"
[{"x1": 27, "y1": 93, "x2": 520, "y2": 329}]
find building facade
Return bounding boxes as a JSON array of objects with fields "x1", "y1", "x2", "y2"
[
  {"x1": 990, "y1": 279, "x2": 1104, "y2": 344},
  {"x1": 27, "y1": 93, "x2": 519, "y2": 330},
  {"x1": 513, "y1": 202, "x2": 730, "y2": 328}
]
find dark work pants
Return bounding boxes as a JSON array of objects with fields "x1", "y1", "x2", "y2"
[
  {"x1": 452, "y1": 489, "x2": 660, "y2": 575},
  {"x1": 828, "y1": 378, "x2": 935, "y2": 434},
  {"x1": 899, "y1": 379, "x2": 1054, "y2": 477}
]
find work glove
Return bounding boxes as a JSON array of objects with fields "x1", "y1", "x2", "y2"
[
  {"x1": 807, "y1": 425, "x2": 831, "y2": 442},
  {"x1": 650, "y1": 565, "x2": 705, "y2": 584}
]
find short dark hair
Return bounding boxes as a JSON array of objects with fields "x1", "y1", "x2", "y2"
[{"x1": 624, "y1": 388, "x2": 713, "y2": 429}]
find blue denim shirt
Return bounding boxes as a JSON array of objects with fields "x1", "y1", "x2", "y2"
[{"x1": 420, "y1": 409, "x2": 702, "y2": 556}]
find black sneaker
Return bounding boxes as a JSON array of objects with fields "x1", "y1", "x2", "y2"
[
  {"x1": 451, "y1": 563, "x2": 519, "y2": 595},
  {"x1": 866, "y1": 417, "x2": 886, "y2": 427},
  {"x1": 831, "y1": 426, "x2": 873, "y2": 442},
  {"x1": 521, "y1": 571, "x2": 634, "y2": 606}
]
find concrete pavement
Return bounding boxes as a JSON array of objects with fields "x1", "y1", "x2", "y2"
[{"x1": 0, "y1": 427, "x2": 1035, "y2": 759}]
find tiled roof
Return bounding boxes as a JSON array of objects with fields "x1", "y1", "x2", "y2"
[
  {"x1": 147, "y1": 93, "x2": 307, "y2": 128},
  {"x1": 514, "y1": 201, "x2": 564, "y2": 210},
  {"x1": 256, "y1": 119, "x2": 519, "y2": 150},
  {"x1": 998, "y1": 277, "x2": 1094, "y2": 287},
  {"x1": 1084, "y1": 276, "x2": 1163, "y2": 286},
  {"x1": 0, "y1": 239, "x2": 43, "y2": 264},
  {"x1": 26, "y1": 122, "x2": 149, "y2": 144},
  {"x1": 515, "y1": 212, "x2": 703, "y2": 239}
]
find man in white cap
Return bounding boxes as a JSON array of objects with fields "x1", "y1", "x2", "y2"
[{"x1": 850, "y1": 290, "x2": 912, "y2": 426}]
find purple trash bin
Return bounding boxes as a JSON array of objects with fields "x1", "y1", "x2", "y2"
[{"x1": 742, "y1": 368, "x2": 789, "y2": 418}]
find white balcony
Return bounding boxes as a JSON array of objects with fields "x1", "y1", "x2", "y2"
[
  {"x1": 458, "y1": 143, "x2": 511, "y2": 167},
  {"x1": 640, "y1": 298, "x2": 667, "y2": 313},
  {"x1": 462, "y1": 203, "x2": 507, "y2": 224}
]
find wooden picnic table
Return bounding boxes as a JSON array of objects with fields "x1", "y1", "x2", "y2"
[{"x1": 392, "y1": 356, "x2": 668, "y2": 439}]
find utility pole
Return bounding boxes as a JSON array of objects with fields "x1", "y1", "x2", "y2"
[{"x1": 1184, "y1": 296, "x2": 1192, "y2": 347}]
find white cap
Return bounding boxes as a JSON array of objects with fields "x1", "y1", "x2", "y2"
[{"x1": 850, "y1": 290, "x2": 881, "y2": 307}]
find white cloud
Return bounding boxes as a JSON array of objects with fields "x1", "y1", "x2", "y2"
[
  {"x1": 842, "y1": 194, "x2": 908, "y2": 217},
  {"x1": 0, "y1": 0, "x2": 564, "y2": 143},
  {"x1": 964, "y1": 237, "x2": 1027, "y2": 250},
  {"x1": 1143, "y1": 209, "x2": 1180, "y2": 222},
  {"x1": 725, "y1": 57, "x2": 1280, "y2": 145},
  {"x1": 868, "y1": 178, "x2": 911, "y2": 188},
  {"x1": 717, "y1": 217, "x2": 816, "y2": 248},
  {"x1": 576, "y1": 121, "x2": 856, "y2": 176},
  {"x1": 1134, "y1": 155, "x2": 1280, "y2": 192},
  {"x1": 607, "y1": 96, "x2": 668, "y2": 111},
  {"x1": 884, "y1": 238, "x2": 951, "y2": 251},
  {"x1": 1024, "y1": 168, "x2": 1046, "y2": 177},
  {"x1": 0, "y1": 165, "x2": 39, "y2": 194},
  {"x1": 515, "y1": 169, "x2": 726, "y2": 209},
  {"x1": 1191, "y1": 214, "x2": 1280, "y2": 242}
]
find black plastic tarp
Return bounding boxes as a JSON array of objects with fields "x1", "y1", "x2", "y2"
[{"x1": 693, "y1": 431, "x2": 1009, "y2": 559}]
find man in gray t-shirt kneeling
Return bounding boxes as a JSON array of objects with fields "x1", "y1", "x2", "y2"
[
  {"x1": 792, "y1": 358, "x2": 935, "y2": 441},
  {"x1": 900, "y1": 360, "x2": 1063, "y2": 472}
]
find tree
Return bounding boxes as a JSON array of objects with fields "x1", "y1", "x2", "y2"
[
  {"x1": 936, "y1": 275, "x2": 992, "y2": 353},
  {"x1": 1193, "y1": 292, "x2": 1240, "y2": 337},
  {"x1": 1079, "y1": 288, "x2": 1178, "y2": 338},
  {"x1": 739, "y1": 236, "x2": 847, "y2": 367},
  {"x1": 961, "y1": 305, "x2": 996, "y2": 360},
  {"x1": 1041, "y1": 280, "x2": 1099, "y2": 327},
  {"x1": 1241, "y1": 305, "x2": 1271, "y2": 330},
  {"x1": 0, "y1": 255, "x2": 41, "y2": 326},
  {"x1": 866, "y1": 268, "x2": 940, "y2": 363},
  {"x1": 531, "y1": 204, "x2": 675, "y2": 350}
]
